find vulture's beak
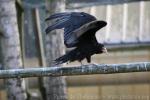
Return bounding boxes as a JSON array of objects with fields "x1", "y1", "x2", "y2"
[{"x1": 102, "y1": 47, "x2": 108, "y2": 54}]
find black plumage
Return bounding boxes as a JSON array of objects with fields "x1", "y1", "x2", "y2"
[{"x1": 45, "y1": 12, "x2": 107, "y2": 65}]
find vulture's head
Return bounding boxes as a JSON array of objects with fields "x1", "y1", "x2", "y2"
[{"x1": 95, "y1": 43, "x2": 108, "y2": 54}]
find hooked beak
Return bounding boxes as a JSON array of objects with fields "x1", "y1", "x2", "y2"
[{"x1": 102, "y1": 47, "x2": 108, "y2": 54}]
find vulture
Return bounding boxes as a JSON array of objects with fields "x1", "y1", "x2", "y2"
[{"x1": 45, "y1": 12, "x2": 107, "y2": 65}]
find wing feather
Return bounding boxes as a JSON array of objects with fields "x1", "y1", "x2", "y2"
[
  {"x1": 65, "y1": 20, "x2": 107, "y2": 47},
  {"x1": 45, "y1": 12, "x2": 71, "y2": 21},
  {"x1": 45, "y1": 12, "x2": 106, "y2": 48}
]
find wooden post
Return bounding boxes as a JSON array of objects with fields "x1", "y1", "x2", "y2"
[
  {"x1": 34, "y1": 8, "x2": 47, "y2": 100},
  {"x1": 0, "y1": 0, "x2": 27, "y2": 100},
  {"x1": 44, "y1": 0, "x2": 67, "y2": 100}
]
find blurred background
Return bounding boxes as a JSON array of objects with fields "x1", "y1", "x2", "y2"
[{"x1": 0, "y1": 0, "x2": 150, "y2": 100}]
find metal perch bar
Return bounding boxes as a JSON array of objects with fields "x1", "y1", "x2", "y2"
[{"x1": 0, "y1": 62, "x2": 150, "y2": 79}]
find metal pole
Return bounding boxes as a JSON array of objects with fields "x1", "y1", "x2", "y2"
[{"x1": 0, "y1": 62, "x2": 149, "y2": 79}]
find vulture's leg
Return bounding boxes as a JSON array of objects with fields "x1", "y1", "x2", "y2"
[
  {"x1": 86, "y1": 56, "x2": 99, "y2": 66},
  {"x1": 86, "y1": 56, "x2": 91, "y2": 63}
]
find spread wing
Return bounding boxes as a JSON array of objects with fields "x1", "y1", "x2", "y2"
[
  {"x1": 45, "y1": 12, "x2": 96, "y2": 46},
  {"x1": 65, "y1": 20, "x2": 107, "y2": 47},
  {"x1": 45, "y1": 12, "x2": 107, "y2": 48}
]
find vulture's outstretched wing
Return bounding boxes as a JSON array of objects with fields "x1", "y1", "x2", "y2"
[
  {"x1": 45, "y1": 12, "x2": 96, "y2": 33},
  {"x1": 45, "y1": 12, "x2": 96, "y2": 45},
  {"x1": 64, "y1": 20, "x2": 107, "y2": 47},
  {"x1": 45, "y1": 12, "x2": 107, "y2": 48}
]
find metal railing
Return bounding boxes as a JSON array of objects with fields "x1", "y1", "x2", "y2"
[{"x1": 0, "y1": 62, "x2": 149, "y2": 79}]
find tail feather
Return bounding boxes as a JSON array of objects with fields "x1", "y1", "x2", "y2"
[
  {"x1": 53, "y1": 54, "x2": 70, "y2": 65},
  {"x1": 53, "y1": 48, "x2": 79, "y2": 65}
]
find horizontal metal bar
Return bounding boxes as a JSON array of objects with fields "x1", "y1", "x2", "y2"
[
  {"x1": 22, "y1": 0, "x2": 150, "y2": 9},
  {"x1": 66, "y1": 0, "x2": 150, "y2": 9},
  {"x1": 105, "y1": 41, "x2": 150, "y2": 51},
  {"x1": 0, "y1": 62, "x2": 150, "y2": 79}
]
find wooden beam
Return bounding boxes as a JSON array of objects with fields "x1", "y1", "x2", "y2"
[{"x1": 34, "y1": 8, "x2": 46, "y2": 66}]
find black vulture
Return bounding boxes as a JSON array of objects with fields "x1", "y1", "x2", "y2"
[{"x1": 45, "y1": 12, "x2": 107, "y2": 65}]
